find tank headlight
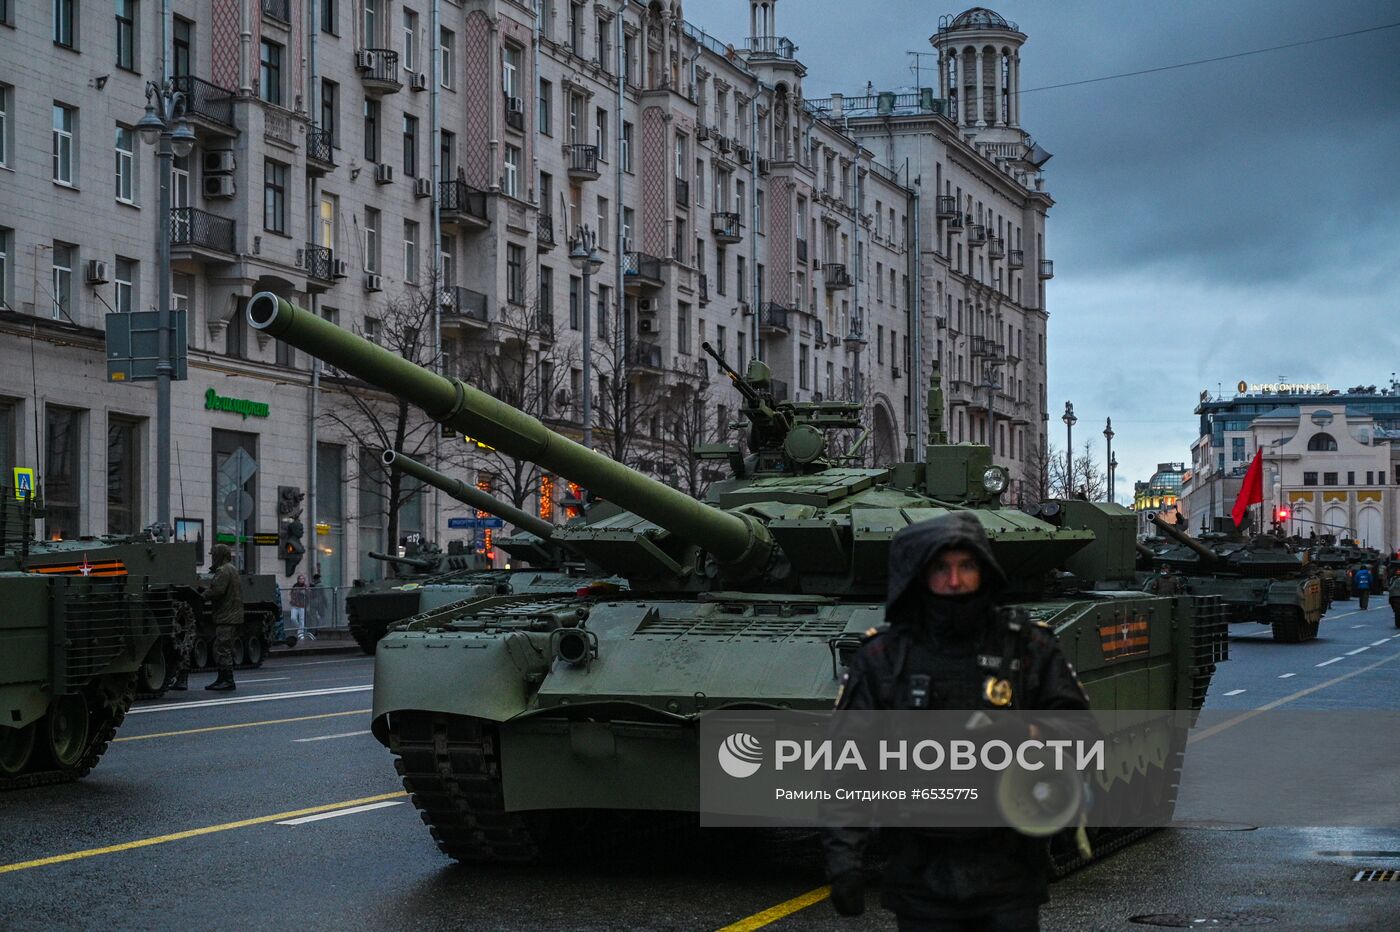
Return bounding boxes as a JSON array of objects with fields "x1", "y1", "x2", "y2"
[{"x1": 982, "y1": 467, "x2": 1008, "y2": 494}]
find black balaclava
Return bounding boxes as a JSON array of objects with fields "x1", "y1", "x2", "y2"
[{"x1": 919, "y1": 551, "x2": 991, "y2": 645}]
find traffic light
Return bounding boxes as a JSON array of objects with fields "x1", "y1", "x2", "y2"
[
  {"x1": 1275, "y1": 506, "x2": 1291, "y2": 524},
  {"x1": 278, "y1": 485, "x2": 306, "y2": 575}
]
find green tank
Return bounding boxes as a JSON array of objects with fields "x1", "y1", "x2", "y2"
[
  {"x1": 0, "y1": 490, "x2": 185, "y2": 788},
  {"x1": 249, "y1": 292, "x2": 1228, "y2": 870},
  {"x1": 343, "y1": 450, "x2": 614, "y2": 654},
  {"x1": 1144, "y1": 514, "x2": 1323, "y2": 642},
  {"x1": 186, "y1": 573, "x2": 280, "y2": 671}
]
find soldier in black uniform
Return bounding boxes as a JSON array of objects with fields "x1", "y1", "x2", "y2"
[{"x1": 823, "y1": 511, "x2": 1090, "y2": 932}]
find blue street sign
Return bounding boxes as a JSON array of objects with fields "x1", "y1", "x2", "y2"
[{"x1": 448, "y1": 517, "x2": 505, "y2": 530}]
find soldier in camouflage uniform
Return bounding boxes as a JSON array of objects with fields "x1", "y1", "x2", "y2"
[{"x1": 203, "y1": 543, "x2": 243, "y2": 691}]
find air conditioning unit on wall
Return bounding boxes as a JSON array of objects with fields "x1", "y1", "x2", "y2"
[
  {"x1": 374, "y1": 163, "x2": 394, "y2": 184},
  {"x1": 204, "y1": 175, "x2": 236, "y2": 198},
  {"x1": 84, "y1": 260, "x2": 110, "y2": 285},
  {"x1": 410, "y1": 71, "x2": 428, "y2": 91},
  {"x1": 203, "y1": 150, "x2": 236, "y2": 174},
  {"x1": 364, "y1": 273, "x2": 383, "y2": 292},
  {"x1": 414, "y1": 176, "x2": 433, "y2": 197}
]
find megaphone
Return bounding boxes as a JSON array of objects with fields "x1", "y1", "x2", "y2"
[{"x1": 994, "y1": 758, "x2": 1085, "y2": 838}]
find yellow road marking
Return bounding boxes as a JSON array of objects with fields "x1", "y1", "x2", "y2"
[
  {"x1": 114, "y1": 709, "x2": 371, "y2": 743},
  {"x1": 0, "y1": 791, "x2": 409, "y2": 875},
  {"x1": 714, "y1": 886, "x2": 831, "y2": 932}
]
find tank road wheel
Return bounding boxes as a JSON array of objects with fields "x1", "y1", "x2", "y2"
[
  {"x1": 137, "y1": 641, "x2": 169, "y2": 696},
  {"x1": 1270, "y1": 608, "x2": 1307, "y2": 643},
  {"x1": 232, "y1": 638, "x2": 247, "y2": 667},
  {"x1": 192, "y1": 638, "x2": 211, "y2": 670},
  {"x1": 245, "y1": 635, "x2": 265, "y2": 668},
  {"x1": 46, "y1": 694, "x2": 91, "y2": 770},
  {"x1": 0, "y1": 723, "x2": 38, "y2": 777}
]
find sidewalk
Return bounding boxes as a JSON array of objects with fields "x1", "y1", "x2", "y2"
[{"x1": 268, "y1": 628, "x2": 365, "y2": 659}]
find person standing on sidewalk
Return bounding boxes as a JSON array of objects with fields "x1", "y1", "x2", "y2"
[
  {"x1": 289, "y1": 574, "x2": 310, "y2": 642},
  {"x1": 203, "y1": 544, "x2": 243, "y2": 692},
  {"x1": 307, "y1": 571, "x2": 324, "y2": 640}
]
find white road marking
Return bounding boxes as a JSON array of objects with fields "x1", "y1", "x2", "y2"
[
  {"x1": 1346, "y1": 646, "x2": 1371, "y2": 655},
  {"x1": 1316, "y1": 657, "x2": 1344, "y2": 667},
  {"x1": 1327, "y1": 610, "x2": 1363, "y2": 619},
  {"x1": 1278, "y1": 673, "x2": 1296, "y2": 679},
  {"x1": 130, "y1": 685, "x2": 373, "y2": 714},
  {"x1": 236, "y1": 677, "x2": 290, "y2": 684},
  {"x1": 293, "y1": 730, "x2": 372, "y2": 743},
  {"x1": 1223, "y1": 689, "x2": 1246, "y2": 696},
  {"x1": 280, "y1": 656, "x2": 371, "y2": 667},
  {"x1": 276, "y1": 801, "x2": 404, "y2": 825},
  {"x1": 1350, "y1": 625, "x2": 1367, "y2": 629},
  {"x1": 1391, "y1": 634, "x2": 1400, "y2": 639},
  {"x1": 1372, "y1": 639, "x2": 1391, "y2": 647}
]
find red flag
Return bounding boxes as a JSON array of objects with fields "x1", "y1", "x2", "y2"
[{"x1": 1232, "y1": 449, "x2": 1264, "y2": 527}]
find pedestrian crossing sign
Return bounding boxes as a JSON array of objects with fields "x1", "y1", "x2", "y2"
[{"x1": 13, "y1": 468, "x2": 35, "y2": 501}]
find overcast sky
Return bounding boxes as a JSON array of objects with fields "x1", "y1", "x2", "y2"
[{"x1": 687, "y1": 0, "x2": 1400, "y2": 500}]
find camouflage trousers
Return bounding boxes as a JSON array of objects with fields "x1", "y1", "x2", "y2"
[{"x1": 213, "y1": 623, "x2": 238, "y2": 670}]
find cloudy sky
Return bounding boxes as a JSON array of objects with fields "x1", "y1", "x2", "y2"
[{"x1": 687, "y1": 0, "x2": 1400, "y2": 499}]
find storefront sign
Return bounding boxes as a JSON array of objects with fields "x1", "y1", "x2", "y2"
[
  {"x1": 1237, "y1": 381, "x2": 1331, "y2": 395},
  {"x1": 205, "y1": 388, "x2": 270, "y2": 419},
  {"x1": 252, "y1": 532, "x2": 280, "y2": 546}
]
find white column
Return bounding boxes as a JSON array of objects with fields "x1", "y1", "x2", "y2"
[
  {"x1": 974, "y1": 48, "x2": 986, "y2": 127},
  {"x1": 938, "y1": 50, "x2": 947, "y2": 100},
  {"x1": 1010, "y1": 54, "x2": 1020, "y2": 126}
]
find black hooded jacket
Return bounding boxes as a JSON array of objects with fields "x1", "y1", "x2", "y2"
[{"x1": 822, "y1": 511, "x2": 1091, "y2": 919}]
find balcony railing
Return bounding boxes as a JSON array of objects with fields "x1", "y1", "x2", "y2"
[
  {"x1": 698, "y1": 273, "x2": 709, "y2": 304},
  {"x1": 306, "y1": 125, "x2": 335, "y2": 170},
  {"x1": 675, "y1": 177, "x2": 689, "y2": 207},
  {"x1": 813, "y1": 319, "x2": 826, "y2": 345},
  {"x1": 535, "y1": 310, "x2": 555, "y2": 342},
  {"x1": 169, "y1": 207, "x2": 235, "y2": 254},
  {"x1": 823, "y1": 263, "x2": 852, "y2": 290},
  {"x1": 946, "y1": 212, "x2": 964, "y2": 233},
  {"x1": 1038, "y1": 259, "x2": 1054, "y2": 280},
  {"x1": 759, "y1": 303, "x2": 791, "y2": 333},
  {"x1": 302, "y1": 243, "x2": 333, "y2": 282},
  {"x1": 537, "y1": 213, "x2": 555, "y2": 249},
  {"x1": 1007, "y1": 248, "x2": 1024, "y2": 270},
  {"x1": 796, "y1": 238, "x2": 807, "y2": 263},
  {"x1": 439, "y1": 180, "x2": 489, "y2": 227},
  {"x1": 261, "y1": 0, "x2": 290, "y2": 24},
  {"x1": 630, "y1": 342, "x2": 664, "y2": 371},
  {"x1": 171, "y1": 75, "x2": 237, "y2": 131},
  {"x1": 987, "y1": 236, "x2": 1005, "y2": 259},
  {"x1": 356, "y1": 48, "x2": 402, "y2": 93},
  {"x1": 712, "y1": 211, "x2": 742, "y2": 243},
  {"x1": 440, "y1": 286, "x2": 489, "y2": 325},
  {"x1": 504, "y1": 97, "x2": 525, "y2": 132},
  {"x1": 936, "y1": 195, "x2": 958, "y2": 219},
  {"x1": 565, "y1": 143, "x2": 599, "y2": 179},
  {"x1": 967, "y1": 222, "x2": 987, "y2": 246},
  {"x1": 745, "y1": 36, "x2": 796, "y2": 60},
  {"x1": 623, "y1": 251, "x2": 663, "y2": 285}
]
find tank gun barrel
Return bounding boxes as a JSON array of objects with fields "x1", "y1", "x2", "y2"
[
  {"x1": 368, "y1": 551, "x2": 438, "y2": 571},
  {"x1": 1135, "y1": 541, "x2": 1156, "y2": 559},
  {"x1": 382, "y1": 449, "x2": 557, "y2": 542},
  {"x1": 1149, "y1": 513, "x2": 1215, "y2": 560},
  {"x1": 248, "y1": 293, "x2": 771, "y2": 575}
]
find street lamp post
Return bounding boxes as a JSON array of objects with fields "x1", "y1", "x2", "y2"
[
  {"x1": 1061, "y1": 401, "x2": 1077, "y2": 498},
  {"x1": 1103, "y1": 417, "x2": 1115, "y2": 502},
  {"x1": 135, "y1": 82, "x2": 196, "y2": 532},
  {"x1": 569, "y1": 226, "x2": 604, "y2": 451}
]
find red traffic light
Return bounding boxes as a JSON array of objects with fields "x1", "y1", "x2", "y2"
[{"x1": 1275, "y1": 507, "x2": 1291, "y2": 522}]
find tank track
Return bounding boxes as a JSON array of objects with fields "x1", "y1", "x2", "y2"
[
  {"x1": 0, "y1": 675, "x2": 136, "y2": 792},
  {"x1": 1268, "y1": 604, "x2": 1317, "y2": 643}
]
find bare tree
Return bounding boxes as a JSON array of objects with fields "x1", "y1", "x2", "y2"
[
  {"x1": 591, "y1": 326, "x2": 672, "y2": 471},
  {"x1": 654, "y1": 373, "x2": 728, "y2": 497},
  {"x1": 1043, "y1": 440, "x2": 1108, "y2": 501}
]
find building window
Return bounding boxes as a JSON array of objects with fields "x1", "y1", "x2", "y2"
[
  {"x1": 115, "y1": 0, "x2": 139, "y2": 69},
  {"x1": 1347, "y1": 471, "x2": 1355, "y2": 486},
  {"x1": 621, "y1": 121, "x2": 633, "y2": 173},
  {"x1": 0, "y1": 85, "x2": 10, "y2": 168},
  {"x1": 403, "y1": 220, "x2": 419, "y2": 283},
  {"x1": 114, "y1": 124, "x2": 136, "y2": 203},
  {"x1": 677, "y1": 302, "x2": 690, "y2": 354},
  {"x1": 53, "y1": 0, "x2": 75, "y2": 47},
  {"x1": 45, "y1": 406, "x2": 83, "y2": 539},
  {"x1": 363, "y1": 0, "x2": 378, "y2": 43},
  {"x1": 402, "y1": 8, "x2": 417, "y2": 71},
  {"x1": 568, "y1": 1, "x2": 584, "y2": 53},
  {"x1": 504, "y1": 144, "x2": 520, "y2": 197},
  {"x1": 363, "y1": 207, "x2": 380, "y2": 272},
  {"x1": 595, "y1": 107, "x2": 608, "y2": 160},
  {"x1": 439, "y1": 28, "x2": 455, "y2": 88},
  {"x1": 364, "y1": 97, "x2": 380, "y2": 162},
  {"x1": 321, "y1": 79, "x2": 339, "y2": 146},
  {"x1": 260, "y1": 40, "x2": 283, "y2": 105},
  {"x1": 439, "y1": 130, "x2": 455, "y2": 180},
  {"x1": 52, "y1": 103, "x2": 75, "y2": 185},
  {"x1": 1323, "y1": 472, "x2": 1338, "y2": 486},
  {"x1": 263, "y1": 160, "x2": 287, "y2": 233},
  {"x1": 1231, "y1": 437, "x2": 1245, "y2": 462},
  {"x1": 51, "y1": 242, "x2": 73, "y2": 319},
  {"x1": 507, "y1": 244, "x2": 525, "y2": 305},
  {"x1": 716, "y1": 248, "x2": 726, "y2": 295},
  {"x1": 597, "y1": 285, "x2": 610, "y2": 334},
  {"x1": 114, "y1": 257, "x2": 134, "y2": 313},
  {"x1": 538, "y1": 79, "x2": 553, "y2": 135},
  {"x1": 1366, "y1": 471, "x2": 1374, "y2": 485},
  {"x1": 539, "y1": 267, "x2": 553, "y2": 326},
  {"x1": 402, "y1": 114, "x2": 417, "y2": 176},
  {"x1": 503, "y1": 44, "x2": 521, "y2": 102},
  {"x1": 173, "y1": 16, "x2": 193, "y2": 75},
  {"x1": 569, "y1": 275, "x2": 580, "y2": 329},
  {"x1": 0, "y1": 227, "x2": 10, "y2": 309},
  {"x1": 1306, "y1": 432, "x2": 1338, "y2": 452},
  {"x1": 320, "y1": 0, "x2": 337, "y2": 35},
  {"x1": 107, "y1": 416, "x2": 141, "y2": 535}
]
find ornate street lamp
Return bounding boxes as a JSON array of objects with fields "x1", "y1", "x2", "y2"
[
  {"x1": 569, "y1": 226, "x2": 604, "y2": 451},
  {"x1": 1061, "y1": 401, "x2": 1077, "y2": 498},
  {"x1": 1104, "y1": 416, "x2": 1115, "y2": 502}
]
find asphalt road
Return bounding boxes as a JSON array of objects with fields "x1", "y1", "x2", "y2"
[{"x1": 2, "y1": 602, "x2": 1397, "y2": 931}]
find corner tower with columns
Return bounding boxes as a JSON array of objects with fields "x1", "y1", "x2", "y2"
[{"x1": 934, "y1": 8, "x2": 1027, "y2": 144}]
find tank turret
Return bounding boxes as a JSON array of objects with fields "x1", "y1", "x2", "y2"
[
  {"x1": 1149, "y1": 513, "x2": 1218, "y2": 563},
  {"x1": 368, "y1": 550, "x2": 440, "y2": 572}
]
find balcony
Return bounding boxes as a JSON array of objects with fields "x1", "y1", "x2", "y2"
[
  {"x1": 439, "y1": 286, "x2": 490, "y2": 329},
  {"x1": 967, "y1": 223, "x2": 987, "y2": 246},
  {"x1": 823, "y1": 263, "x2": 852, "y2": 290},
  {"x1": 759, "y1": 303, "x2": 791, "y2": 334},
  {"x1": 301, "y1": 243, "x2": 334, "y2": 284},
  {"x1": 675, "y1": 177, "x2": 689, "y2": 208},
  {"x1": 536, "y1": 213, "x2": 555, "y2": 251},
  {"x1": 712, "y1": 211, "x2": 742, "y2": 243},
  {"x1": 261, "y1": 0, "x2": 290, "y2": 24},
  {"x1": 1039, "y1": 259, "x2": 1054, "y2": 280},
  {"x1": 505, "y1": 97, "x2": 525, "y2": 132},
  {"x1": 813, "y1": 319, "x2": 826, "y2": 346},
  {"x1": 306, "y1": 125, "x2": 335, "y2": 174},
  {"x1": 796, "y1": 238, "x2": 807, "y2": 263},
  {"x1": 745, "y1": 36, "x2": 796, "y2": 60},
  {"x1": 629, "y1": 342, "x2": 665, "y2": 374},
  {"x1": 987, "y1": 236, "x2": 1005, "y2": 260},
  {"x1": 535, "y1": 310, "x2": 556, "y2": 343},
  {"x1": 439, "y1": 180, "x2": 489, "y2": 231},
  {"x1": 623, "y1": 251, "x2": 663, "y2": 289},
  {"x1": 936, "y1": 195, "x2": 958, "y2": 220},
  {"x1": 1007, "y1": 248, "x2": 1024, "y2": 270},
  {"x1": 698, "y1": 273, "x2": 709, "y2": 305},
  {"x1": 356, "y1": 49, "x2": 402, "y2": 95},
  {"x1": 946, "y1": 212, "x2": 964, "y2": 234},
  {"x1": 170, "y1": 76, "x2": 237, "y2": 136},
  {"x1": 565, "y1": 144, "x2": 600, "y2": 181},
  {"x1": 169, "y1": 207, "x2": 235, "y2": 259}
]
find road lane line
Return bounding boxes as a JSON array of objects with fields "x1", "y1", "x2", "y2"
[
  {"x1": 1278, "y1": 673, "x2": 1296, "y2": 679},
  {"x1": 1222, "y1": 689, "x2": 1246, "y2": 696},
  {"x1": 235, "y1": 677, "x2": 291, "y2": 684},
  {"x1": 1315, "y1": 657, "x2": 1344, "y2": 667},
  {"x1": 278, "y1": 656, "x2": 371, "y2": 666},
  {"x1": 276, "y1": 801, "x2": 403, "y2": 825},
  {"x1": 115, "y1": 710, "x2": 370, "y2": 743},
  {"x1": 293, "y1": 730, "x2": 373, "y2": 743},
  {"x1": 0, "y1": 791, "x2": 408, "y2": 875},
  {"x1": 1346, "y1": 647, "x2": 1371, "y2": 655},
  {"x1": 715, "y1": 886, "x2": 832, "y2": 932},
  {"x1": 1372, "y1": 639, "x2": 1391, "y2": 646},
  {"x1": 129, "y1": 684, "x2": 372, "y2": 713},
  {"x1": 1351, "y1": 625, "x2": 1367, "y2": 629}
]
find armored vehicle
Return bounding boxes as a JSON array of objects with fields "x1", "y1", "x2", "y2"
[
  {"x1": 344, "y1": 451, "x2": 607, "y2": 654},
  {"x1": 187, "y1": 573, "x2": 280, "y2": 670},
  {"x1": 0, "y1": 490, "x2": 178, "y2": 788},
  {"x1": 1144, "y1": 515, "x2": 1323, "y2": 642},
  {"x1": 250, "y1": 292, "x2": 1229, "y2": 871}
]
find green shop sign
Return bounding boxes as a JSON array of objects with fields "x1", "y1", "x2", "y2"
[{"x1": 204, "y1": 388, "x2": 270, "y2": 420}]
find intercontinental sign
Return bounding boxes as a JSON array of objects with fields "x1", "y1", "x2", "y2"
[{"x1": 1236, "y1": 381, "x2": 1331, "y2": 395}]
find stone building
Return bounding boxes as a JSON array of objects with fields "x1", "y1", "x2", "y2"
[{"x1": 0, "y1": 1, "x2": 1054, "y2": 596}]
